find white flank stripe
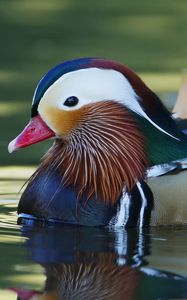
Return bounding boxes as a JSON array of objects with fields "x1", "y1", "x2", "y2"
[{"x1": 136, "y1": 182, "x2": 147, "y2": 228}]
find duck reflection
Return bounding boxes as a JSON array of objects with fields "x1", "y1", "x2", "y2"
[{"x1": 12, "y1": 224, "x2": 187, "y2": 300}]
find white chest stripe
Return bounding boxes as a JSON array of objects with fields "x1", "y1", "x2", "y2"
[
  {"x1": 110, "y1": 188, "x2": 130, "y2": 228},
  {"x1": 110, "y1": 180, "x2": 150, "y2": 229}
]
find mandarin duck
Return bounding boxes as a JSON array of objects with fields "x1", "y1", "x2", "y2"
[{"x1": 8, "y1": 58, "x2": 187, "y2": 227}]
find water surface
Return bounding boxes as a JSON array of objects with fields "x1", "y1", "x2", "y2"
[{"x1": 0, "y1": 169, "x2": 187, "y2": 300}]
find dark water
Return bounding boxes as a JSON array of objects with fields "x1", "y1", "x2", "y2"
[{"x1": 0, "y1": 200, "x2": 187, "y2": 300}]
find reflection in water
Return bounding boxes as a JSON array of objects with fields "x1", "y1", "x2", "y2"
[
  {"x1": 1, "y1": 172, "x2": 187, "y2": 299},
  {"x1": 10, "y1": 223, "x2": 187, "y2": 300}
]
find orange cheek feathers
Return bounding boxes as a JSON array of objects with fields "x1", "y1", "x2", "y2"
[{"x1": 40, "y1": 107, "x2": 86, "y2": 137}]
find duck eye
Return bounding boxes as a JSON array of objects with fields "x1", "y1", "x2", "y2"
[{"x1": 64, "y1": 96, "x2": 79, "y2": 107}]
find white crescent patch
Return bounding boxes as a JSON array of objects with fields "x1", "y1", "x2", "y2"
[{"x1": 38, "y1": 68, "x2": 178, "y2": 139}]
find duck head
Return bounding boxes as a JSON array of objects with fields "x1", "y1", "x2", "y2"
[{"x1": 8, "y1": 58, "x2": 183, "y2": 204}]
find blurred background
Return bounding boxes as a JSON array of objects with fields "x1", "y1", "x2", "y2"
[{"x1": 1, "y1": 0, "x2": 187, "y2": 166}]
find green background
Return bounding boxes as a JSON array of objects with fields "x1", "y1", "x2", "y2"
[{"x1": 1, "y1": 0, "x2": 187, "y2": 165}]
